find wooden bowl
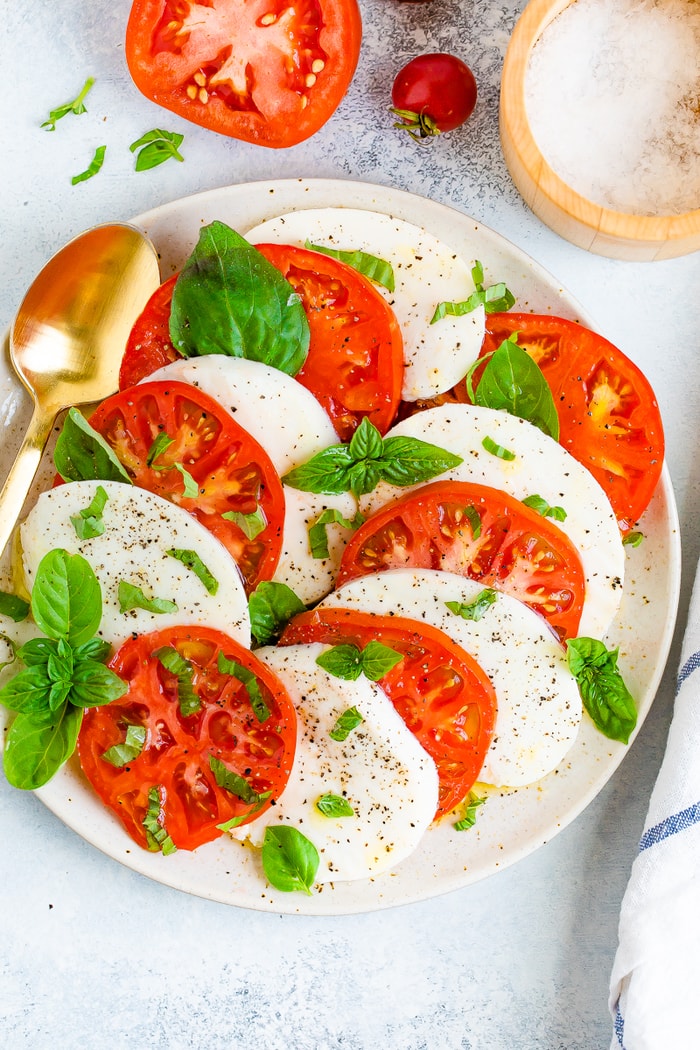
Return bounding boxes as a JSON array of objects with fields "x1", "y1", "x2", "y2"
[{"x1": 500, "y1": 0, "x2": 700, "y2": 261}]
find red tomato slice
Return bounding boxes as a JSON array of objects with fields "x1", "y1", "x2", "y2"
[
  {"x1": 87, "y1": 380, "x2": 285, "y2": 593},
  {"x1": 119, "y1": 275, "x2": 181, "y2": 390},
  {"x1": 280, "y1": 607, "x2": 497, "y2": 817},
  {"x1": 337, "y1": 480, "x2": 586, "y2": 641},
  {"x1": 125, "y1": 0, "x2": 363, "y2": 148},
  {"x1": 78, "y1": 626, "x2": 297, "y2": 851},
  {"x1": 255, "y1": 243, "x2": 404, "y2": 439}
]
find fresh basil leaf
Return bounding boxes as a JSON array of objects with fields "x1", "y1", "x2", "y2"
[
  {"x1": 153, "y1": 646, "x2": 200, "y2": 716},
  {"x1": 73, "y1": 638, "x2": 112, "y2": 663},
  {"x1": 166, "y1": 548, "x2": 219, "y2": 595},
  {"x1": 216, "y1": 652, "x2": 270, "y2": 723},
  {"x1": 169, "y1": 220, "x2": 310, "y2": 375},
  {"x1": 221, "y1": 507, "x2": 267, "y2": 540},
  {"x1": 2, "y1": 704, "x2": 83, "y2": 789},
  {"x1": 379, "y1": 435, "x2": 462, "y2": 487},
  {"x1": 445, "y1": 589, "x2": 498, "y2": 622},
  {"x1": 454, "y1": 791, "x2": 486, "y2": 831},
  {"x1": 248, "y1": 582, "x2": 307, "y2": 646},
  {"x1": 329, "y1": 706, "x2": 364, "y2": 741},
  {"x1": 304, "y1": 241, "x2": 395, "y2": 292},
  {"x1": 0, "y1": 633, "x2": 17, "y2": 673},
  {"x1": 31, "y1": 549, "x2": 101, "y2": 646},
  {"x1": 146, "y1": 432, "x2": 174, "y2": 466},
  {"x1": 54, "y1": 408, "x2": 132, "y2": 484},
  {"x1": 282, "y1": 445, "x2": 357, "y2": 495},
  {"x1": 316, "y1": 644, "x2": 364, "y2": 682},
  {"x1": 348, "y1": 417, "x2": 385, "y2": 461},
  {"x1": 623, "y1": 531, "x2": 644, "y2": 547},
  {"x1": 0, "y1": 665, "x2": 53, "y2": 715},
  {"x1": 521, "y1": 494, "x2": 567, "y2": 521},
  {"x1": 173, "y1": 463, "x2": 199, "y2": 499},
  {"x1": 101, "y1": 724, "x2": 146, "y2": 768},
  {"x1": 0, "y1": 591, "x2": 30, "y2": 622},
  {"x1": 69, "y1": 660, "x2": 128, "y2": 708},
  {"x1": 482, "y1": 436, "x2": 516, "y2": 461},
  {"x1": 316, "y1": 793, "x2": 355, "y2": 818},
  {"x1": 16, "y1": 637, "x2": 58, "y2": 669},
  {"x1": 430, "y1": 270, "x2": 516, "y2": 324},
  {"x1": 262, "y1": 825, "x2": 319, "y2": 895},
  {"x1": 41, "y1": 77, "x2": 95, "y2": 131},
  {"x1": 566, "y1": 637, "x2": 637, "y2": 744},
  {"x1": 463, "y1": 505, "x2": 482, "y2": 539},
  {"x1": 70, "y1": 484, "x2": 109, "y2": 539},
  {"x1": 474, "y1": 338, "x2": 560, "y2": 441},
  {"x1": 209, "y1": 754, "x2": 270, "y2": 807},
  {"x1": 71, "y1": 145, "x2": 106, "y2": 185},
  {"x1": 118, "y1": 581, "x2": 177, "y2": 616},
  {"x1": 130, "y1": 128, "x2": 184, "y2": 171},
  {"x1": 143, "y1": 786, "x2": 177, "y2": 855},
  {"x1": 308, "y1": 508, "x2": 363, "y2": 559},
  {"x1": 360, "y1": 641, "x2": 403, "y2": 681}
]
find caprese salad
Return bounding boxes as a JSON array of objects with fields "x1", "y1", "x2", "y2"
[{"x1": 0, "y1": 207, "x2": 664, "y2": 895}]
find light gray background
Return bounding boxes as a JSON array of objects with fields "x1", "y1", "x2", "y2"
[{"x1": 2, "y1": 2, "x2": 700, "y2": 1047}]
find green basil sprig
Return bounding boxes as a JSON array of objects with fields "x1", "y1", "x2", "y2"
[
  {"x1": 282, "y1": 417, "x2": 462, "y2": 499},
  {"x1": 41, "y1": 77, "x2": 95, "y2": 131},
  {"x1": 467, "y1": 335, "x2": 560, "y2": 441},
  {"x1": 0, "y1": 591, "x2": 30, "y2": 623},
  {"x1": 521, "y1": 494, "x2": 567, "y2": 522},
  {"x1": 130, "y1": 129, "x2": 184, "y2": 172},
  {"x1": 54, "y1": 409, "x2": 132, "y2": 484},
  {"x1": 329, "y1": 706, "x2": 364, "y2": 742},
  {"x1": 431, "y1": 261, "x2": 516, "y2": 324},
  {"x1": 262, "y1": 825, "x2": 319, "y2": 895},
  {"x1": 445, "y1": 589, "x2": 498, "y2": 622},
  {"x1": 566, "y1": 637, "x2": 637, "y2": 744},
  {"x1": 169, "y1": 220, "x2": 310, "y2": 375},
  {"x1": 303, "y1": 240, "x2": 395, "y2": 292},
  {"x1": 247, "y1": 581, "x2": 307, "y2": 647},
  {"x1": 316, "y1": 642, "x2": 402, "y2": 682},
  {"x1": 0, "y1": 549, "x2": 127, "y2": 789}
]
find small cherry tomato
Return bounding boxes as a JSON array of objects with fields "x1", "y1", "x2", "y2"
[{"x1": 391, "y1": 53, "x2": 477, "y2": 140}]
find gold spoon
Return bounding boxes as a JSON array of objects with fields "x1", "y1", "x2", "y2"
[{"x1": 0, "y1": 223, "x2": 161, "y2": 558}]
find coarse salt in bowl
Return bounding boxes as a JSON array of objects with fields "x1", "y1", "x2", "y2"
[{"x1": 500, "y1": 0, "x2": 700, "y2": 260}]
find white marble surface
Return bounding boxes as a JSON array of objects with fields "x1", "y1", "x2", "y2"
[{"x1": 2, "y1": 2, "x2": 700, "y2": 1047}]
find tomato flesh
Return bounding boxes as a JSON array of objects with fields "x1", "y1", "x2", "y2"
[
  {"x1": 125, "y1": 0, "x2": 363, "y2": 147},
  {"x1": 255, "y1": 243, "x2": 404, "y2": 439},
  {"x1": 77, "y1": 626, "x2": 297, "y2": 851},
  {"x1": 87, "y1": 380, "x2": 285, "y2": 593},
  {"x1": 337, "y1": 480, "x2": 586, "y2": 641},
  {"x1": 119, "y1": 275, "x2": 181, "y2": 390},
  {"x1": 280, "y1": 607, "x2": 497, "y2": 817}
]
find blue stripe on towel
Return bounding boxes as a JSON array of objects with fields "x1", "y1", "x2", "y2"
[
  {"x1": 676, "y1": 648, "x2": 700, "y2": 695},
  {"x1": 639, "y1": 801, "x2": 700, "y2": 851},
  {"x1": 614, "y1": 1001, "x2": 626, "y2": 1047}
]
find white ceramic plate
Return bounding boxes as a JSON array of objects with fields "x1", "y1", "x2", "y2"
[{"x1": 0, "y1": 179, "x2": 681, "y2": 915}]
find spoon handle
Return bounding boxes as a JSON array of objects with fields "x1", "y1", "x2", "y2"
[{"x1": 0, "y1": 405, "x2": 56, "y2": 560}]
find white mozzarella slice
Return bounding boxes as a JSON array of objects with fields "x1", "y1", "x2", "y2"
[
  {"x1": 147, "y1": 357, "x2": 356, "y2": 605},
  {"x1": 20, "y1": 480, "x2": 250, "y2": 648},
  {"x1": 232, "y1": 642, "x2": 439, "y2": 883},
  {"x1": 319, "y1": 568, "x2": 582, "y2": 789},
  {"x1": 243, "y1": 207, "x2": 485, "y2": 402},
  {"x1": 360, "y1": 403, "x2": 624, "y2": 638}
]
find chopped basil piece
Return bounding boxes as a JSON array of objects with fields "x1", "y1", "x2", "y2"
[
  {"x1": 623, "y1": 531, "x2": 644, "y2": 547},
  {"x1": 41, "y1": 77, "x2": 95, "y2": 131},
  {"x1": 70, "y1": 484, "x2": 109, "y2": 540},
  {"x1": 445, "y1": 589, "x2": 498, "y2": 622},
  {"x1": 0, "y1": 591, "x2": 30, "y2": 623},
  {"x1": 316, "y1": 641, "x2": 402, "y2": 683},
  {"x1": 566, "y1": 637, "x2": 637, "y2": 744},
  {"x1": 482, "y1": 436, "x2": 516, "y2": 461},
  {"x1": 463, "y1": 505, "x2": 482, "y2": 539},
  {"x1": 221, "y1": 507, "x2": 267, "y2": 540},
  {"x1": 308, "y1": 508, "x2": 364, "y2": 559},
  {"x1": 316, "y1": 793, "x2": 355, "y2": 818},
  {"x1": 209, "y1": 755, "x2": 270, "y2": 806},
  {"x1": 166, "y1": 548, "x2": 219, "y2": 595},
  {"x1": 101, "y1": 723, "x2": 146, "y2": 768},
  {"x1": 143, "y1": 786, "x2": 177, "y2": 855},
  {"x1": 54, "y1": 408, "x2": 132, "y2": 485},
  {"x1": 146, "y1": 432, "x2": 174, "y2": 466},
  {"x1": 303, "y1": 240, "x2": 395, "y2": 292},
  {"x1": 329, "y1": 706, "x2": 364, "y2": 742},
  {"x1": 453, "y1": 792, "x2": 486, "y2": 831},
  {"x1": 118, "y1": 582, "x2": 178, "y2": 616},
  {"x1": 217, "y1": 651, "x2": 270, "y2": 723},
  {"x1": 262, "y1": 825, "x2": 319, "y2": 895},
  {"x1": 431, "y1": 261, "x2": 515, "y2": 324},
  {"x1": 71, "y1": 145, "x2": 106, "y2": 185},
  {"x1": 130, "y1": 128, "x2": 185, "y2": 171},
  {"x1": 247, "y1": 582, "x2": 307, "y2": 647},
  {"x1": 521, "y1": 494, "x2": 567, "y2": 522},
  {"x1": 153, "y1": 645, "x2": 200, "y2": 716}
]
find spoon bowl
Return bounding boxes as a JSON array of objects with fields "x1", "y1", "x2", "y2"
[{"x1": 0, "y1": 223, "x2": 161, "y2": 558}]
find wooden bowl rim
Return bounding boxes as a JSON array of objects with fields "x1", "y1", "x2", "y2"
[{"x1": 501, "y1": 0, "x2": 700, "y2": 245}]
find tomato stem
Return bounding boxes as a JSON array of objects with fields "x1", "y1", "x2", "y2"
[{"x1": 389, "y1": 106, "x2": 441, "y2": 141}]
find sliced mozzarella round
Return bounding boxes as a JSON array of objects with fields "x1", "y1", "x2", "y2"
[
  {"x1": 243, "y1": 207, "x2": 486, "y2": 402},
  {"x1": 360, "y1": 403, "x2": 624, "y2": 638},
  {"x1": 148, "y1": 357, "x2": 356, "y2": 605},
  {"x1": 232, "y1": 642, "x2": 439, "y2": 883},
  {"x1": 20, "y1": 480, "x2": 250, "y2": 648},
  {"x1": 319, "y1": 568, "x2": 582, "y2": 789}
]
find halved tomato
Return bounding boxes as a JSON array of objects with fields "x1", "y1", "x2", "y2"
[
  {"x1": 280, "y1": 606, "x2": 498, "y2": 817},
  {"x1": 87, "y1": 380, "x2": 285, "y2": 593},
  {"x1": 337, "y1": 480, "x2": 586, "y2": 640},
  {"x1": 119, "y1": 275, "x2": 181, "y2": 390},
  {"x1": 255, "y1": 243, "x2": 404, "y2": 439},
  {"x1": 78, "y1": 626, "x2": 297, "y2": 851},
  {"x1": 405, "y1": 314, "x2": 664, "y2": 532},
  {"x1": 125, "y1": 0, "x2": 363, "y2": 148}
]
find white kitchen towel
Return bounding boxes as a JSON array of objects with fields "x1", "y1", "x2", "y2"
[{"x1": 609, "y1": 563, "x2": 700, "y2": 1049}]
